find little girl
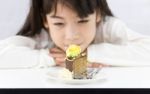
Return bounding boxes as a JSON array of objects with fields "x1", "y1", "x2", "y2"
[{"x1": 0, "y1": 0, "x2": 150, "y2": 69}]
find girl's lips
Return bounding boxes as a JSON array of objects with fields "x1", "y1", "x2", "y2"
[{"x1": 64, "y1": 44, "x2": 82, "y2": 50}]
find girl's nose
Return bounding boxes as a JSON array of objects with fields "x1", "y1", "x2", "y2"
[
  {"x1": 64, "y1": 25, "x2": 81, "y2": 47},
  {"x1": 65, "y1": 24, "x2": 79, "y2": 41}
]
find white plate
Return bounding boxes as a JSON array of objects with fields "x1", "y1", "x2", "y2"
[{"x1": 46, "y1": 68, "x2": 106, "y2": 84}]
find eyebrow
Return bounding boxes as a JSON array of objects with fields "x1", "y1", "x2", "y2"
[{"x1": 50, "y1": 15, "x2": 64, "y2": 19}]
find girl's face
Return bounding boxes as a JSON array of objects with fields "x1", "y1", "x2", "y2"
[{"x1": 44, "y1": 3, "x2": 101, "y2": 52}]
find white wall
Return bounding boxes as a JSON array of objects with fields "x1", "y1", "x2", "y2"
[
  {"x1": 108, "y1": 0, "x2": 150, "y2": 35},
  {"x1": 0, "y1": 0, "x2": 150, "y2": 40},
  {"x1": 0, "y1": 0, "x2": 29, "y2": 40}
]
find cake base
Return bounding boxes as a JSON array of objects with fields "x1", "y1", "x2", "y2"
[
  {"x1": 65, "y1": 60, "x2": 73, "y2": 72},
  {"x1": 65, "y1": 54, "x2": 87, "y2": 79}
]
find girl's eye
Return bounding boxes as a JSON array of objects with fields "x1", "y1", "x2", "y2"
[
  {"x1": 54, "y1": 23, "x2": 64, "y2": 26},
  {"x1": 78, "y1": 20, "x2": 89, "y2": 23}
]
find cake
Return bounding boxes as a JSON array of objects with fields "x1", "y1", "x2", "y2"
[
  {"x1": 65, "y1": 45, "x2": 88, "y2": 79},
  {"x1": 59, "y1": 68, "x2": 73, "y2": 80},
  {"x1": 66, "y1": 44, "x2": 81, "y2": 61},
  {"x1": 65, "y1": 45, "x2": 81, "y2": 72}
]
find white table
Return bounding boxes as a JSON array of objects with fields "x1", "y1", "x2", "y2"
[{"x1": 0, "y1": 67, "x2": 150, "y2": 88}]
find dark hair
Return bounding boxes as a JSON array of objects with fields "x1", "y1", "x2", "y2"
[{"x1": 17, "y1": 0, "x2": 113, "y2": 37}]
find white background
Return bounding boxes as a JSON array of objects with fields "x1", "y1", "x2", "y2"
[
  {"x1": 0, "y1": 0, "x2": 150, "y2": 40},
  {"x1": 108, "y1": 0, "x2": 150, "y2": 35}
]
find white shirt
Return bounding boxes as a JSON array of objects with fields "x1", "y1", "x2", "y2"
[{"x1": 0, "y1": 16, "x2": 150, "y2": 69}]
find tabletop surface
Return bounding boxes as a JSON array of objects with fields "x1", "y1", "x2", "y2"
[{"x1": 0, "y1": 67, "x2": 150, "y2": 88}]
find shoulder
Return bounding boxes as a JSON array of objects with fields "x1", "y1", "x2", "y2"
[
  {"x1": 96, "y1": 16, "x2": 128, "y2": 44},
  {"x1": 103, "y1": 16, "x2": 127, "y2": 29},
  {"x1": 103, "y1": 16, "x2": 128, "y2": 35},
  {"x1": 97, "y1": 16, "x2": 128, "y2": 35},
  {"x1": 0, "y1": 35, "x2": 36, "y2": 44},
  {"x1": 0, "y1": 35, "x2": 36, "y2": 48}
]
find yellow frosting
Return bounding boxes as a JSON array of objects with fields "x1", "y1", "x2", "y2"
[{"x1": 66, "y1": 45, "x2": 81, "y2": 59}]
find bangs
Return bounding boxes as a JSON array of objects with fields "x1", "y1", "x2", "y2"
[{"x1": 42, "y1": 0, "x2": 97, "y2": 18}]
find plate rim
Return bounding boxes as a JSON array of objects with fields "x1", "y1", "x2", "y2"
[{"x1": 46, "y1": 68, "x2": 106, "y2": 84}]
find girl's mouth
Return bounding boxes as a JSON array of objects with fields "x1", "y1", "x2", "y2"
[{"x1": 64, "y1": 44, "x2": 82, "y2": 50}]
